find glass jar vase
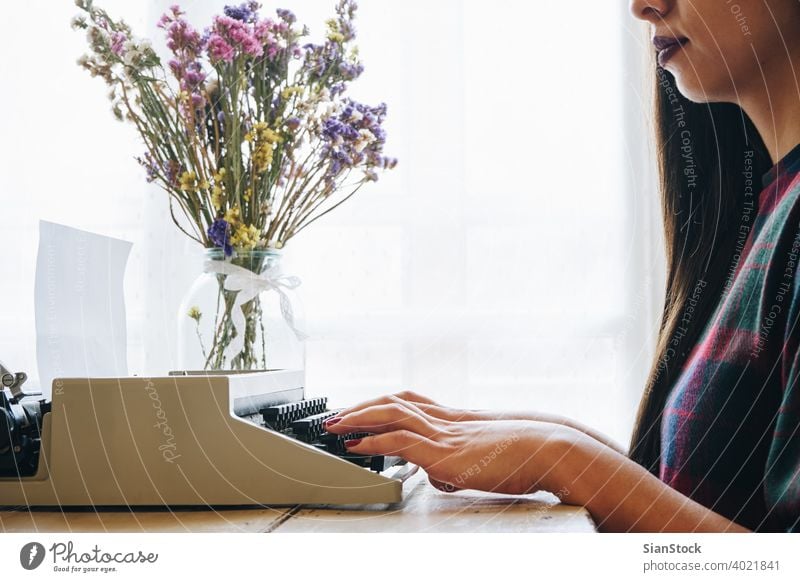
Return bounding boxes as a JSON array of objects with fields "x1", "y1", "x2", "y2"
[{"x1": 177, "y1": 248, "x2": 307, "y2": 372}]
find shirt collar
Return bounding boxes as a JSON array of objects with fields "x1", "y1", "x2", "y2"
[{"x1": 761, "y1": 142, "x2": 800, "y2": 189}]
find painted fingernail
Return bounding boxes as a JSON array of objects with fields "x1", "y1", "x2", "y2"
[
  {"x1": 344, "y1": 438, "x2": 362, "y2": 448},
  {"x1": 324, "y1": 417, "x2": 341, "y2": 428}
]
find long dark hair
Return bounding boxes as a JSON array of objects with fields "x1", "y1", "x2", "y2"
[{"x1": 628, "y1": 64, "x2": 771, "y2": 473}]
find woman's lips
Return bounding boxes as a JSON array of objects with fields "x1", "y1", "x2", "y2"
[{"x1": 653, "y1": 36, "x2": 689, "y2": 67}]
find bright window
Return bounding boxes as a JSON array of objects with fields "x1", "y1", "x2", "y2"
[{"x1": 0, "y1": 0, "x2": 661, "y2": 446}]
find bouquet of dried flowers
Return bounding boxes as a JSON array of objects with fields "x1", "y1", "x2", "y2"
[{"x1": 73, "y1": 0, "x2": 397, "y2": 370}]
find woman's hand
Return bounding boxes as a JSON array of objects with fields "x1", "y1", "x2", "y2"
[
  {"x1": 334, "y1": 390, "x2": 627, "y2": 455},
  {"x1": 324, "y1": 398, "x2": 576, "y2": 495},
  {"x1": 334, "y1": 390, "x2": 487, "y2": 423},
  {"x1": 325, "y1": 393, "x2": 750, "y2": 531},
  {"x1": 324, "y1": 399, "x2": 748, "y2": 532}
]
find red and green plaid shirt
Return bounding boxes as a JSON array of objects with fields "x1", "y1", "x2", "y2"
[{"x1": 661, "y1": 142, "x2": 800, "y2": 532}]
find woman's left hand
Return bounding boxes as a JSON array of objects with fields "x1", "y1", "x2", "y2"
[{"x1": 323, "y1": 401, "x2": 579, "y2": 495}]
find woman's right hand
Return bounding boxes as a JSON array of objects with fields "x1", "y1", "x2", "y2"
[
  {"x1": 335, "y1": 390, "x2": 488, "y2": 423},
  {"x1": 333, "y1": 389, "x2": 627, "y2": 455}
]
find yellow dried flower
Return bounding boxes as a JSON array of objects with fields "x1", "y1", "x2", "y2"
[
  {"x1": 211, "y1": 187, "x2": 224, "y2": 211},
  {"x1": 281, "y1": 86, "x2": 303, "y2": 100},
  {"x1": 224, "y1": 206, "x2": 241, "y2": 224},
  {"x1": 230, "y1": 223, "x2": 261, "y2": 250},
  {"x1": 179, "y1": 171, "x2": 197, "y2": 192},
  {"x1": 247, "y1": 122, "x2": 282, "y2": 174},
  {"x1": 187, "y1": 306, "x2": 202, "y2": 321},
  {"x1": 252, "y1": 145, "x2": 274, "y2": 174},
  {"x1": 327, "y1": 19, "x2": 344, "y2": 42}
]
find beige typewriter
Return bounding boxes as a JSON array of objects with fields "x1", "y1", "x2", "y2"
[{"x1": 0, "y1": 370, "x2": 416, "y2": 507}]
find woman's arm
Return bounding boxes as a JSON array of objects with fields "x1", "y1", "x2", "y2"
[
  {"x1": 325, "y1": 403, "x2": 750, "y2": 532},
  {"x1": 552, "y1": 429, "x2": 749, "y2": 532}
]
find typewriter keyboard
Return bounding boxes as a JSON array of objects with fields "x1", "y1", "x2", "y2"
[{"x1": 254, "y1": 397, "x2": 405, "y2": 473}]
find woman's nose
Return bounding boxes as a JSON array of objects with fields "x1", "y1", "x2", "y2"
[{"x1": 629, "y1": 0, "x2": 671, "y2": 23}]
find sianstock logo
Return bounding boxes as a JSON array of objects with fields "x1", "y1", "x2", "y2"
[{"x1": 19, "y1": 542, "x2": 46, "y2": 570}]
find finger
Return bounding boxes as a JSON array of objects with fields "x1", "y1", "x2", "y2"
[
  {"x1": 334, "y1": 394, "x2": 400, "y2": 418},
  {"x1": 326, "y1": 403, "x2": 442, "y2": 439},
  {"x1": 394, "y1": 390, "x2": 439, "y2": 406},
  {"x1": 410, "y1": 402, "x2": 475, "y2": 422},
  {"x1": 343, "y1": 430, "x2": 440, "y2": 467},
  {"x1": 335, "y1": 390, "x2": 438, "y2": 418},
  {"x1": 428, "y1": 476, "x2": 462, "y2": 493}
]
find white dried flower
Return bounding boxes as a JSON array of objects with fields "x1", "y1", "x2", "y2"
[
  {"x1": 354, "y1": 129, "x2": 376, "y2": 153},
  {"x1": 123, "y1": 50, "x2": 139, "y2": 66}
]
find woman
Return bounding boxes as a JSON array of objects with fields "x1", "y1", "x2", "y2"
[{"x1": 325, "y1": 0, "x2": 800, "y2": 532}]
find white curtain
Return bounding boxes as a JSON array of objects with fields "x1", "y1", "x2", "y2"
[{"x1": 0, "y1": 0, "x2": 663, "y2": 446}]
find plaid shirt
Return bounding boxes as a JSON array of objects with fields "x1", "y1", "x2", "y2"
[{"x1": 660, "y1": 143, "x2": 800, "y2": 532}]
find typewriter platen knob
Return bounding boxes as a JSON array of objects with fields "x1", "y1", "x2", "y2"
[{"x1": 0, "y1": 359, "x2": 28, "y2": 402}]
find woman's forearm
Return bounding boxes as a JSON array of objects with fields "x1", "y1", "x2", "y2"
[{"x1": 550, "y1": 429, "x2": 750, "y2": 532}]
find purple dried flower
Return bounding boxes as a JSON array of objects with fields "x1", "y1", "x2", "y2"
[
  {"x1": 137, "y1": 153, "x2": 159, "y2": 183},
  {"x1": 330, "y1": 82, "x2": 346, "y2": 98},
  {"x1": 318, "y1": 98, "x2": 395, "y2": 182},
  {"x1": 208, "y1": 219, "x2": 233, "y2": 256},
  {"x1": 339, "y1": 61, "x2": 364, "y2": 81},
  {"x1": 158, "y1": 6, "x2": 208, "y2": 116},
  {"x1": 276, "y1": 8, "x2": 296, "y2": 24},
  {"x1": 224, "y1": 2, "x2": 260, "y2": 23}
]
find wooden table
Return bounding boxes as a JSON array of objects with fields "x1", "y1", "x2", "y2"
[{"x1": 0, "y1": 471, "x2": 595, "y2": 533}]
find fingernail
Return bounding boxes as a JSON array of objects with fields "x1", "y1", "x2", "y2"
[
  {"x1": 344, "y1": 438, "x2": 362, "y2": 448},
  {"x1": 324, "y1": 417, "x2": 341, "y2": 428}
]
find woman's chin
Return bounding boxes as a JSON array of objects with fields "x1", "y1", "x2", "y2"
[{"x1": 672, "y1": 75, "x2": 718, "y2": 104}]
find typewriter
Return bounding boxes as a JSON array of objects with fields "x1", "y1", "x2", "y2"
[{"x1": 0, "y1": 367, "x2": 415, "y2": 507}]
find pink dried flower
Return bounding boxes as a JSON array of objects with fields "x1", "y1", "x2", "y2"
[
  {"x1": 110, "y1": 32, "x2": 127, "y2": 56},
  {"x1": 207, "y1": 33, "x2": 236, "y2": 63}
]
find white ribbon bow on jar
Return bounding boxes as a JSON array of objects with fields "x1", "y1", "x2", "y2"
[{"x1": 203, "y1": 259, "x2": 309, "y2": 359}]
